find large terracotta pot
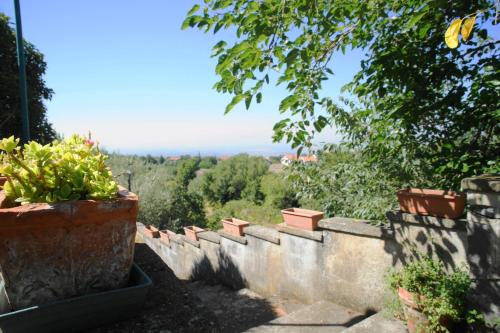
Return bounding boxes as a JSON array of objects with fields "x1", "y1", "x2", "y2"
[
  {"x1": 222, "y1": 218, "x2": 249, "y2": 237},
  {"x1": 0, "y1": 187, "x2": 138, "y2": 312},
  {"x1": 397, "y1": 188, "x2": 466, "y2": 219},
  {"x1": 281, "y1": 208, "x2": 324, "y2": 231},
  {"x1": 183, "y1": 226, "x2": 204, "y2": 241}
]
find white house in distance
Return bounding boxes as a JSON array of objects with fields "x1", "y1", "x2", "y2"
[{"x1": 280, "y1": 153, "x2": 318, "y2": 166}]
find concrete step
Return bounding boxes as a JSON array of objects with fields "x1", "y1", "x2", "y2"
[
  {"x1": 340, "y1": 312, "x2": 407, "y2": 333},
  {"x1": 245, "y1": 300, "x2": 368, "y2": 333}
]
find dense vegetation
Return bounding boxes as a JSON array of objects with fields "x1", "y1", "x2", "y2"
[
  {"x1": 0, "y1": 14, "x2": 56, "y2": 143},
  {"x1": 183, "y1": 0, "x2": 499, "y2": 190},
  {"x1": 107, "y1": 153, "x2": 304, "y2": 231},
  {"x1": 107, "y1": 147, "x2": 404, "y2": 231}
]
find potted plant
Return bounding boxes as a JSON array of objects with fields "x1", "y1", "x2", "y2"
[
  {"x1": 0, "y1": 135, "x2": 138, "y2": 312},
  {"x1": 281, "y1": 208, "x2": 324, "y2": 231},
  {"x1": 396, "y1": 188, "x2": 466, "y2": 219},
  {"x1": 222, "y1": 217, "x2": 249, "y2": 236},
  {"x1": 184, "y1": 225, "x2": 204, "y2": 241},
  {"x1": 388, "y1": 257, "x2": 479, "y2": 333},
  {"x1": 144, "y1": 225, "x2": 160, "y2": 238}
]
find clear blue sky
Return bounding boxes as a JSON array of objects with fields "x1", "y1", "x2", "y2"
[{"x1": 1, "y1": 0, "x2": 363, "y2": 155}]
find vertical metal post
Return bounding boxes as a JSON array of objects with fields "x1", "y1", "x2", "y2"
[{"x1": 13, "y1": 0, "x2": 30, "y2": 143}]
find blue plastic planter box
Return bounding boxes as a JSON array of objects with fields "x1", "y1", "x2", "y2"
[{"x1": 0, "y1": 263, "x2": 152, "y2": 333}]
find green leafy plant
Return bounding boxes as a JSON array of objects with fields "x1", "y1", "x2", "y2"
[
  {"x1": 388, "y1": 257, "x2": 482, "y2": 332},
  {"x1": 0, "y1": 135, "x2": 118, "y2": 205}
]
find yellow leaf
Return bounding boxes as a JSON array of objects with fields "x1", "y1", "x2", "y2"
[
  {"x1": 445, "y1": 18, "x2": 462, "y2": 49},
  {"x1": 461, "y1": 15, "x2": 476, "y2": 41}
]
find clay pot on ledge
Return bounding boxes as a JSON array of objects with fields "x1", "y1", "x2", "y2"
[
  {"x1": 159, "y1": 230, "x2": 170, "y2": 245},
  {"x1": 184, "y1": 226, "x2": 204, "y2": 241},
  {"x1": 281, "y1": 208, "x2": 324, "y2": 231},
  {"x1": 397, "y1": 188, "x2": 466, "y2": 219},
  {"x1": 0, "y1": 187, "x2": 138, "y2": 312},
  {"x1": 144, "y1": 225, "x2": 160, "y2": 238},
  {"x1": 398, "y1": 287, "x2": 450, "y2": 333},
  {"x1": 222, "y1": 218, "x2": 250, "y2": 236}
]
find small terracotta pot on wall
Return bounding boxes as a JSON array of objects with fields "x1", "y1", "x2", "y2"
[
  {"x1": 0, "y1": 187, "x2": 138, "y2": 312},
  {"x1": 281, "y1": 208, "x2": 324, "y2": 231},
  {"x1": 159, "y1": 230, "x2": 171, "y2": 245},
  {"x1": 184, "y1": 226, "x2": 204, "y2": 241},
  {"x1": 397, "y1": 188, "x2": 466, "y2": 219},
  {"x1": 222, "y1": 218, "x2": 250, "y2": 237},
  {"x1": 144, "y1": 225, "x2": 160, "y2": 238}
]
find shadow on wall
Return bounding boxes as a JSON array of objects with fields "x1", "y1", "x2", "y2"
[{"x1": 188, "y1": 252, "x2": 279, "y2": 333}]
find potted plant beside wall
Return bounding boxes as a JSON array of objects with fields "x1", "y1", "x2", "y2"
[
  {"x1": 388, "y1": 257, "x2": 482, "y2": 333},
  {"x1": 396, "y1": 188, "x2": 466, "y2": 219},
  {"x1": 0, "y1": 135, "x2": 138, "y2": 312}
]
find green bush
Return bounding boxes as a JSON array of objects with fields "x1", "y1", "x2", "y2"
[
  {"x1": 388, "y1": 257, "x2": 481, "y2": 332},
  {"x1": 200, "y1": 154, "x2": 269, "y2": 204},
  {"x1": 287, "y1": 147, "x2": 421, "y2": 223},
  {"x1": 106, "y1": 154, "x2": 205, "y2": 232}
]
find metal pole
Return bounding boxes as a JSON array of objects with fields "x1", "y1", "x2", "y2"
[{"x1": 13, "y1": 0, "x2": 30, "y2": 143}]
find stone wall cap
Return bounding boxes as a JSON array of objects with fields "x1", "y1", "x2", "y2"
[
  {"x1": 244, "y1": 225, "x2": 280, "y2": 244},
  {"x1": 461, "y1": 174, "x2": 500, "y2": 193},
  {"x1": 386, "y1": 210, "x2": 466, "y2": 230},
  {"x1": 276, "y1": 223, "x2": 323, "y2": 242},
  {"x1": 170, "y1": 234, "x2": 185, "y2": 245},
  {"x1": 184, "y1": 237, "x2": 200, "y2": 248},
  {"x1": 218, "y1": 230, "x2": 248, "y2": 245},
  {"x1": 319, "y1": 217, "x2": 394, "y2": 239},
  {"x1": 198, "y1": 231, "x2": 221, "y2": 244}
]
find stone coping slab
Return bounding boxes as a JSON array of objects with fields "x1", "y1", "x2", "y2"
[
  {"x1": 170, "y1": 234, "x2": 185, "y2": 245},
  {"x1": 276, "y1": 223, "x2": 323, "y2": 242},
  {"x1": 466, "y1": 191, "x2": 500, "y2": 208},
  {"x1": 462, "y1": 175, "x2": 500, "y2": 193},
  {"x1": 218, "y1": 230, "x2": 248, "y2": 245},
  {"x1": 184, "y1": 237, "x2": 200, "y2": 248},
  {"x1": 244, "y1": 225, "x2": 280, "y2": 244},
  {"x1": 198, "y1": 231, "x2": 221, "y2": 244},
  {"x1": 319, "y1": 217, "x2": 394, "y2": 239},
  {"x1": 386, "y1": 210, "x2": 466, "y2": 230}
]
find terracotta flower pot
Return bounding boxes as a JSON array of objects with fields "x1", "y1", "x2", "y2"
[
  {"x1": 281, "y1": 208, "x2": 324, "y2": 231},
  {"x1": 159, "y1": 230, "x2": 171, "y2": 245},
  {"x1": 184, "y1": 226, "x2": 204, "y2": 241},
  {"x1": 144, "y1": 225, "x2": 160, "y2": 238},
  {"x1": 398, "y1": 287, "x2": 450, "y2": 333},
  {"x1": 397, "y1": 188, "x2": 466, "y2": 219},
  {"x1": 222, "y1": 218, "x2": 250, "y2": 236},
  {"x1": 0, "y1": 187, "x2": 138, "y2": 312}
]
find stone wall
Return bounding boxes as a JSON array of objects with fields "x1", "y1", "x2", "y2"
[{"x1": 138, "y1": 175, "x2": 499, "y2": 319}]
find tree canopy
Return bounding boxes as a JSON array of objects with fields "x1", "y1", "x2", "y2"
[
  {"x1": 0, "y1": 14, "x2": 55, "y2": 143},
  {"x1": 183, "y1": 0, "x2": 499, "y2": 189}
]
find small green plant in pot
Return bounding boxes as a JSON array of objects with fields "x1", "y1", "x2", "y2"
[
  {"x1": 388, "y1": 257, "x2": 481, "y2": 333},
  {"x1": 0, "y1": 135, "x2": 138, "y2": 312}
]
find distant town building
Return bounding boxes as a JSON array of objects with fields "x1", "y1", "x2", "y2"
[
  {"x1": 280, "y1": 153, "x2": 317, "y2": 166},
  {"x1": 167, "y1": 156, "x2": 181, "y2": 162},
  {"x1": 219, "y1": 155, "x2": 231, "y2": 161}
]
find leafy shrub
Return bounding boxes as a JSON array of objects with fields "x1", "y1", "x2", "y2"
[
  {"x1": 207, "y1": 199, "x2": 282, "y2": 230},
  {"x1": 287, "y1": 147, "x2": 426, "y2": 223},
  {"x1": 106, "y1": 154, "x2": 205, "y2": 232},
  {"x1": 388, "y1": 257, "x2": 480, "y2": 332},
  {"x1": 200, "y1": 154, "x2": 269, "y2": 204},
  {"x1": 260, "y1": 173, "x2": 299, "y2": 209},
  {"x1": 0, "y1": 135, "x2": 117, "y2": 205}
]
